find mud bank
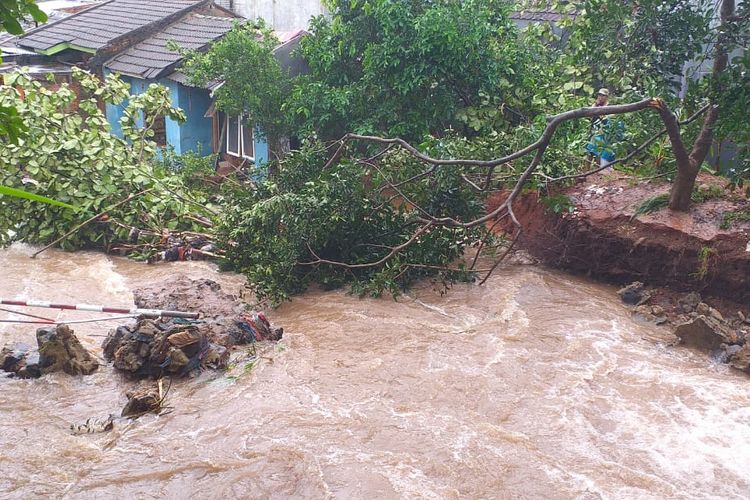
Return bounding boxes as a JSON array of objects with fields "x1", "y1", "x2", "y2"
[{"x1": 492, "y1": 172, "x2": 750, "y2": 304}]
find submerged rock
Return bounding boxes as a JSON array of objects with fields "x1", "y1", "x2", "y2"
[
  {"x1": 673, "y1": 315, "x2": 739, "y2": 351},
  {"x1": 1, "y1": 343, "x2": 31, "y2": 372},
  {"x1": 17, "y1": 352, "x2": 41, "y2": 379},
  {"x1": 1, "y1": 325, "x2": 97, "y2": 378},
  {"x1": 37, "y1": 324, "x2": 98, "y2": 376},
  {"x1": 633, "y1": 304, "x2": 669, "y2": 325},
  {"x1": 618, "y1": 282, "x2": 651, "y2": 305},
  {"x1": 121, "y1": 387, "x2": 162, "y2": 418},
  {"x1": 728, "y1": 344, "x2": 750, "y2": 372}
]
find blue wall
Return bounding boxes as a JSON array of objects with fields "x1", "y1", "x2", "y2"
[
  {"x1": 104, "y1": 72, "x2": 269, "y2": 165},
  {"x1": 253, "y1": 128, "x2": 269, "y2": 165},
  {"x1": 104, "y1": 71, "x2": 131, "y2": 137},
  {"x1": 171, "y1": 80, "x2": 213, "y2": 155},
  {"x1": 104, "y1": 72, "x2": 214, "y2": 157}
]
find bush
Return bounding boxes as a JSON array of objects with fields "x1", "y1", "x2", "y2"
[
  {"x1": 217, "y1": 141, "x2": 487, "y2": 304},
  {"x1": 0, "y1": 69, "x2": 211, "y2": 251}
]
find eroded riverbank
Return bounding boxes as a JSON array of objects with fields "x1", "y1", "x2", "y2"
[{"x1": 1, "y1": 243, "x2": 749, "y2": 498}]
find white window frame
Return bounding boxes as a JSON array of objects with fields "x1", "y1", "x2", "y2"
[{"x1": 225, "y1": 115, "x2": 254, "y2": 161}]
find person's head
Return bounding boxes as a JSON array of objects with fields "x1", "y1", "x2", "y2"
[{"x1": 595, "y1": 88, "x2": 610, "y2": 106}]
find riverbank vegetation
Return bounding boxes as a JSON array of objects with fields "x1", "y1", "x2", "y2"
[{"x1": 1, "y1": 0, "x2": 748, "y2": 304}]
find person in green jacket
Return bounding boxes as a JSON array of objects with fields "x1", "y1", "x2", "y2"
[{"x1": 583, "y1": 88, "x2": 624, "y2": 170}]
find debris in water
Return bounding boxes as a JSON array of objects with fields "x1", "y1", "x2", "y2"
[
  {"x1": 121, "y1": 378, "x2": 171, "y2": 418},
  {"x1": 102, "y1": 277, "x2": 282, "y2": 378},
  {"x1": 70, "y1": 415, "x2": 115, "y2": 435}
]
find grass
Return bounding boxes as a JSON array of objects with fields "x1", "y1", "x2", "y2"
[
  {"x1": 720, "y1": 207, "x2": 750, "y2": 229},
  {"x1": 632, "y1": 194, "x2": 670, "y2": 219},
  {"x1": 691, "y1": 245, "x2": 716, "y2": 280},
  {"x1": 632, "y1": 185, "x2": 726, "y2": 220}
]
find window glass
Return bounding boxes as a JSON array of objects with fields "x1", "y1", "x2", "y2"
[
  {"x1": 227, "y1": 116, "x2": 240, "y2": 155},
  {"x1": 241, "y1": 119, "x2": 254, "y2": 159}
]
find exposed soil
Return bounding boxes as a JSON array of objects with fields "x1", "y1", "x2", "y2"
[{"x1": 490, "y1": 171, "x2": 750, "y2": 306}]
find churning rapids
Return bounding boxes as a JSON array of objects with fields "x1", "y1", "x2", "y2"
[{"x1": 1, "y1": 243, "x2": 749, "y2": 499}]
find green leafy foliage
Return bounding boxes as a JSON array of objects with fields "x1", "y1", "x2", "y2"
[
  {"x1": 0, "y1": 0, "x2": 46, "y2": 35},
  {"x1": 216, "y1": 140, "x2": 487, "y2": 304},
  {"x1": 1, "y1": 0, "x2": 47, "y2": 143},
  {"x1": 0, "y1": 69, "x2": 208, "y2": 251},
  {"x1": 291, "y1": 0, "x2": 530, "y2": 141},
  {"x1": 179, "y1": 20, "x2": 292, "y2": 143}
]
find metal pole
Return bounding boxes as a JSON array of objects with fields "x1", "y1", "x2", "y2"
[{"x1": 0, "y1": 299, "x2": 199, "y2": 319}]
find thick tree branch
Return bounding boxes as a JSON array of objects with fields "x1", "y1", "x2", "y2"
[
  {"x1": 546, "y1": 103, "x2": 710, "y2": 183},
  {"x1": 307, "y1": 97, "x2": 690, "y2": 282},
  {"x1": 334, "y1": 99, "x2": 656, "y2": 169}
]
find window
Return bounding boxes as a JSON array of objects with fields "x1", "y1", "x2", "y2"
[
  {"x1": 225, "y1": 115, "x2": 254, "y2": 160},
  {"x1": 227, "y1": 115, "x2": 240, "y2": 156},
  {"x1": 146, "y1": 113, "x2": 167, "y2": 147}
]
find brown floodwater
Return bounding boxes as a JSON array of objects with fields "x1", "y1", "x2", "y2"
[{"x1": 0, "y1": 243, "x2": 749, "y2": 499}]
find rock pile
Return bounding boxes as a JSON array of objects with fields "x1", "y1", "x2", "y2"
[
  {"x1": 1, "y1": 324, "x2": 98, "y2": 378},
  {"x1": 101, "y1": 277, "x2": 282, "y2": 378},
  {"x1": 618, "y1": 282, "x2": 750, "y2": 373}
]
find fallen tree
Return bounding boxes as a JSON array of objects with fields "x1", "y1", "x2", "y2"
[
  {"x1": 217, "y1": 0, "x2": 747, "y2": 302},
  {"x1": 0, "y1": 68, "x2": 217, "y2": 258},
  {"x1": 218, "y1": 95, "x2": 727, "y2": 303}
]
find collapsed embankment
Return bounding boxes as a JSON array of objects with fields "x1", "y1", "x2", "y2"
[{"x1": 491, "y1": 172, "x2": 750, "y2": 304}]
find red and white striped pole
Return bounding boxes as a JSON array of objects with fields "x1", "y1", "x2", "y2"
[{"x1": 0, "y1": 299, "x2": 200, "y2": 319}]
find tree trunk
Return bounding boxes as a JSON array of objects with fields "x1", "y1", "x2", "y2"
[
  {"x1": 670, "y1": 165, "x2": 699, "y2": 210},
  {"x1": 667, "y1": 0, "x2": 734, "y2": 211}
]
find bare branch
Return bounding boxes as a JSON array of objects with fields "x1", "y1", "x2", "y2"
[{"x1": 298, "y1": 222, "x2": 435, "y2": 269}]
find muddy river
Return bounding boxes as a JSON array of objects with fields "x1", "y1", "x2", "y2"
[{"x1": 0, "y1": 243, "x2": 748, "y2": 498}]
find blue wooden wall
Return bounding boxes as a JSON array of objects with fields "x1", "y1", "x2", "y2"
[{"x1": 104, "y1": 72, "x2": 268, "y2": 164}]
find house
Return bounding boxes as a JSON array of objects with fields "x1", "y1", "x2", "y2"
[
  {"x1": 202, "y1": 29, "x2": 308, "y2": 168},
  {"x1": 16, "y1": 0, "x2": 242, "y2": 158},
  {"x1": 10, "y1": 0, "x2": 308, "y2": 165},
  {"x1": 102, "y1": 11, "x2": 242, "y2": 157}
]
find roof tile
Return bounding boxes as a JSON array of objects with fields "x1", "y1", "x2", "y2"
[
  {"x1": 104, "y1": 13, "x2": 235, "y2": 79},
  {"x1": 19, "y1": 0, "x2": 204, "y2": 52}
]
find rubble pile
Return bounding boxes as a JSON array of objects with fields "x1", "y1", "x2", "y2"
[
  {"x1": 101, "y1": 277, "x2": 282, "y2": 378},
  {"x1": 618, "y1": 282, "x2": 750, "y2": 372}
]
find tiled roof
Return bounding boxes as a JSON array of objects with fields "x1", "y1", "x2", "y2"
[
  {"x1": 19, "y1": 0, "x2": 204, "y2": 53},
  {"x1": 105, "y1": 13, "x2": 235, "y2": 79},
  {"x1": 0, "y1": 32, "x2": 18, "y2": 47}
]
